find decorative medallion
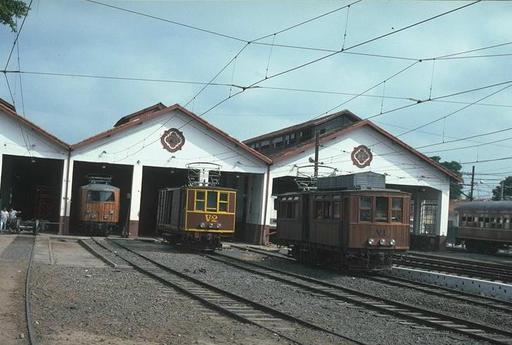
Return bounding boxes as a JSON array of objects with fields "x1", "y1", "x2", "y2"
[
  {"x1": 161, "y1": 128, "x2": 185, "y2": 153},
  {"x1": 351, "y1": 145, "x2": 373, "y2": 168}
]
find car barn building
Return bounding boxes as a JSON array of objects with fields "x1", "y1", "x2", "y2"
[{"x1": 0, "y1": 98, "x2": 462, "y2": 249}]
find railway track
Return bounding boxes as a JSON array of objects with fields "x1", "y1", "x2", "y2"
[
  {"x1": 209, "y1": 250, "x2": 512, "y2": 345},
  {"x1": 233, "y1": 244, "x2": 512, "y2": 313},
  {"x1": 365, "y1": 275, "x2": 512, "y2": 314},
  {"x1": 21, "y1": 235, "x2": 38, "y2": 345},
  {"x1": 89, "y1": 238, "x2": 368, "y2": 345},
  {"x1": 394, "y1": 253, "x2": 512, "y2": 283}
]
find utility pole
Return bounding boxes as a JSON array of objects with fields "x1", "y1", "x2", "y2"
[
  {"x1": 314, "y1": 131, "x2": 319, "y2": 179},
  {"x1": 501, "y1": 180, "x2": 505, "y2": 200},
  {"x1": 469, "y1": 165, "x2": 475, "y2": 201}
]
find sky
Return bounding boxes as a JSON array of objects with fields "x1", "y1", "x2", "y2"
[{"x1": 0, "y1": 0, "x2": 511, "y2": 199}]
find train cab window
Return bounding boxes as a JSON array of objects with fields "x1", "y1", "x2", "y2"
[
  {"x1": 219, "y1": 192, "x2": 229, "y2": 212},
  {"x1": 359, "y1": 196, "x2": 372, "y2": 222},
  {"x1": 279, "y1": 201, "x2": 296, "y2": 219},
  {"x1": 207, "y1": 191, "x2": 218, "y2": 211},
  {"x1": 375, "y1": 197, "x2": 389, "y2": 222},
  {"x1": 195, "y1": 191, "x2": 206, "y2": 211},
  {"x1": 87, "y1": 191, "x2": 115, "y2": 202},
  {"x1": 391, "y1": 198, "x2": 403, "y2": 223}
]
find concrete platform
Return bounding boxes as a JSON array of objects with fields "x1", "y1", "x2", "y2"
[
  {"x1": 0, "y1": 234, "x2": 107, "y2": 267},
  {"x1": 390, "y1": 266, "x2": 512, "y2": 302}
]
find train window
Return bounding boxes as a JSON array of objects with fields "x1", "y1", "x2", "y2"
[
  {"x1": 219, "y1": 192, "x2": 229, "y2": 212},
  {"x1": 315, "y1": 201, "x2": 331, "y2": 219},
  {"x1": 195, "y1": 191, "x2": 206, "y2": 211},
  {"x1": 359, "y1": 196, "x2": 372, "y2": 222},
  {"x1": 280, "y1": 202, "x2": 296, "y2": 219},
  {"x1": 391, "y1": 198, "x2": 403, "y2": 223},
  {"x1": 333, "y1": 201, "x2": 342, "y2": 219},
  {"x1": 207, "y1": 191, "x2": 218, "y2": 211},
  {"x1": 375, "y1": 197, "x2": 389, "y2": 222},
  {"x1": 87, "y1": 191, "x2": 115, "y2": 202}
]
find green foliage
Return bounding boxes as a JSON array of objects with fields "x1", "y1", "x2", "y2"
[
  {"x1": 492, "y1": 176, "x2": 512, "y2": 200},
  {"x1": 0, "y1": 0, "x2": 29, "y2": 32},
  {"x1": 430, "y1": 156, "x2": 463, "y2": 199}
]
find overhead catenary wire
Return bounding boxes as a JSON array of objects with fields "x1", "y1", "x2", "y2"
[
  {"x1": 105, "y1": 0, "x2": 363, "y2": 160},
  {"x1": 4, "y1": 0, "x2": 34, "y2": 70}
]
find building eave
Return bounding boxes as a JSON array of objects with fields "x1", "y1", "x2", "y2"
[
  {"x1": 71, "y1": 103, "x2": 272, "y2": 164},
  {"x1": 271, "y1": 119, "x2": 463, "y2": 183}
]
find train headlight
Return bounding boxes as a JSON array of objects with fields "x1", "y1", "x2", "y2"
[
  {"x1": 200, "y1": 222, "x2": 206, "y2": 228},
  {"x1": 379, "y1": 239, "x2": 386, "y2": 246},
  {"x1": 368, "y1": 238, "x2": 375, "y2": 246},
  {"x1": 216, "y1": 223, "x2": 222, "y2": 228},
  {"x1": 390, "y1": 239, "x2": 396, "y2": 246}
]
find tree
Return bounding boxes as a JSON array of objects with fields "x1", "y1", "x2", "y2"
[
  {"x1": 430, "y1": 156, "x2": 463, "y2": 199},
  {"x1": 492, "y1": 176, "x2": 512, "y2": 200},
  {"x1": 0, "y1": 0, "x2": 29, "y2": 32}
]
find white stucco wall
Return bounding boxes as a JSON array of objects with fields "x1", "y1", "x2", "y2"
[
  {"x1": 0, "y1": 109, "x2": 68, "y2": 160},
  {"x1": 265, "y1": 125, "x2": 452, "y2": 236},
  {"x1": 69, "y1": 108, "x2": 269, "y2": 225},
  {"x1": 0, "y1": 109, "x2": 69, "y2": 224}
]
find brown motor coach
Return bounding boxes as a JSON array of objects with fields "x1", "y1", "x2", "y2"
[
  {"x1": 79, "y1": 177, "x2": 120, "y2": 235},
  {"x1": 156, "y1": 186, "x2": 236, "y2": 250},
  {"x1": 275, "y1": 173, "x2": 410, "y2": 270}
]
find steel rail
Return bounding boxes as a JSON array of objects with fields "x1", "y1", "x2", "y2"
[
  {"x1": 365, "y1": 275, "x2": 512, "y2": 314},
  {"x1": 25, "y1": 235, "x2": 38, "y2": 345},
  {"x1": 232, "y1": 244, "x2": 512, "y2": 311},
  {"x1": 208, "y1": 251, "x2": 512, "y2": 345},
  {"x1": 230, "y1": 244, "x2": 512, "y2": 313},
  {"x1": 394, "y1": 255, "x2": 512, "y2": 282},
  {"x1": 93, "y1": 238, "x2": 368, "y2": 345},
  {"x1": 400, "y1": 252, "x2": 512, "y2": 270}
]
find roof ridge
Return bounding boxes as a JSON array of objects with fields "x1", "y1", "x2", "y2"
[{"x1": 244, "y1": 109, "x2": 361, "y2": 144}]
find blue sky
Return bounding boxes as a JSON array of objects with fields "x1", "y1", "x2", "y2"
[{"x1": 1, "y1": 0, "x2": 511, "y2": 198}]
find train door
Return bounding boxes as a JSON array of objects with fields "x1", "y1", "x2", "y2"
[
  {"x1": 302, "y1": 194, "x2": 310, "y2": 241},
  {"x1": 341, "y1": 196, "x2": 351, "y2": 249}
]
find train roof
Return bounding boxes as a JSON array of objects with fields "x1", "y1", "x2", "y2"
[
  {"x1": 455, "y1": 200, "x2": 512, "y2": 212},
  {"x1": 160, "y1": 186, "x2": 237, "y2": 192},
  {"x1": 80, "y1": 183, "x2": 120, "y2": 192},
  {"x1": 277, "y1": 188, "x2": 409, "y2": 196}
]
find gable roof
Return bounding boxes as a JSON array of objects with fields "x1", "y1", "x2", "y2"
[
  {"x1": 0, "y1": 98, "x2": 69, "y2": 150},
  {"x1": 244, "y1": 109, "x2": 361, "y2": 144},
  {"x1": 72, "y1": 103, "x2": 272, "y2": 164},
  {"x1": 113, "y1": 102, "x2": 166, "y2": 127},
  {"x1": 271, "y1": 119, "x2": 463, "y2": 183}
]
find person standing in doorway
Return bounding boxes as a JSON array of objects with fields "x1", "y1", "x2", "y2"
[
  {"x1": 0, "y1": 208, "x2": 8, "y2": 232},
  {"x1": 8, "y1": 208, "x2": 20, "y2": 231}
]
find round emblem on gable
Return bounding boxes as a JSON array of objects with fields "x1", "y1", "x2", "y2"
[
  {"x1": 161, "y1": 128, "x2": 185, "y2": 153},
  {"x1": 351, "y1": 145, "x2": 373, "y2": 168}
]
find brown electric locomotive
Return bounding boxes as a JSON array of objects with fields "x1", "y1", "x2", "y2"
[
  {"x1": 275, "y1": 172, "x2": 410, "y2": 270},
  {"x1": 156, "y1": 186, "x2": 236, "y2": 249},
  {"x1": 79, "y1": 176, "x2": 120, "y2": 235}
]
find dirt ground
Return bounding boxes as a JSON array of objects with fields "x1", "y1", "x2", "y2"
[{"x1": 0, "y1": 235, "x2": 31, "y2": 345}]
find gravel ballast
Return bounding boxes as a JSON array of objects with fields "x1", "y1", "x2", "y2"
[
  {"x1": 223, "y1": 247, "x2": 512, "y2": 331},
  {"x1": 30, "y1": 263, "x2": 299, "y2": 345},
  {"x1": 114, "y1": 239, "x2": 491, "y2": 345}
]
